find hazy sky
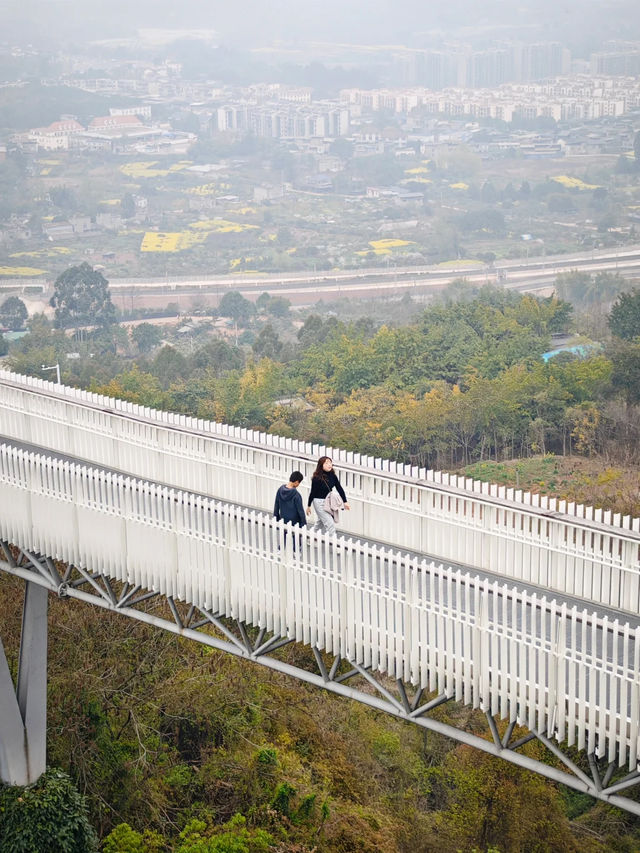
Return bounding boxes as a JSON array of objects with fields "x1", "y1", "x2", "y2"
[{"x1": 1, "y1": 0, "x2": 639, "y2": 54}]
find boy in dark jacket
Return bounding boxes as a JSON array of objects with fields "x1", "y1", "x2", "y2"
[{"x1": 274, "y1": 471, "x2": 307, "y2": 527}]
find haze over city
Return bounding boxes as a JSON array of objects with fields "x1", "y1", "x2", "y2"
[{"x1": 2, "y1": 0, "x2": 640, "y2": 50}]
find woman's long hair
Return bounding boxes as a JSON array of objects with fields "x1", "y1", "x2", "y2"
[{"x1": 312, "y1": 456, "x2": 332, "y2": 480}]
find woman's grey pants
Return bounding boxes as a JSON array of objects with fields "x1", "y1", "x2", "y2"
[{"x1": 312, "y1": 498, "x2": 336, "y2": 535}]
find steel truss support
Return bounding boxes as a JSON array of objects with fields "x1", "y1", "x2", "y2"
[
  {"x1": 0, "y1": 545, "x2": 48, "y2": 786},
  {"x1": 2, "y1": 542, "x2": 640, "y2": 815}
]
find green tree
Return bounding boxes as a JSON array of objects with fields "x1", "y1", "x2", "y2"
[
  {"x1": 428, "y1": 746, "x2": 580, "y2": 853},
  {"x1": 297, "y1": 313, "x2": 340, "y2": 349},
  {"x1": 49, "y1": 185, "x2": 78, "y2": 213},
  {"x1": 592, "y1": 271, "x2": 625, "y2": 306},
  {"x1": 608, "y1": 339, "x2": 640, "y2": 404},
  {"x1": 480, "y1": 180, "x2": 498, "y2": 203},
  {"x1": 0, "y1": 295, "x2": 28, "y2": 330},
  {"x1": 609, "y1": 288, "x2": 640, "y2": 340},
  {"x1": 441, "y1": 277, "x2": 479, "y2": 304},
  {"x1": 91, "y1": 323, "x2": 128, "y2": 356},
  {"x1": 252, "y1": 323, "x2": 283, "y2": 360},
  {"x1": 50, "y1": 263, "x2": 116, "y2": 330},
  {"x1": 266, "y1": 296, "x2": 290, "y2": 317},
  {"x1": 554, "y1": 271, "x2": 592, "y2": 306},
  {"x1": 218, "y1": 291, "x2": 255, "y2": 326},
  {"x1": 191, "y1": 339, "x2": 244, "y2": 377},
  {"x1": 151, "y1": 345, "x2": 190, "y2": 389},
  {"x1": 0, "y1": 768, "x2": 98, "y2": 853},
  {"x1": 255, "y1": 292, "x2": 271, "y2": 314},
  {"x1": 103, "y1": 822, "x2": 146, "y2": 853},
  {"x1": 97, "y1": 366, "x2": 166, "y2": 408},
  {"x1": 132, "y1": 322, "x2": 163, "y2": 354},
  {"x1": 121, "y1": 192, "x2": 136, "y2": 219},
  {"x1": 176, "y1": 815, "x2": 272, "y2": 853}
]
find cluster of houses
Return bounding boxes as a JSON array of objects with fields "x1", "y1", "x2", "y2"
[{"x1": 13, "y1": 110, "x2": 195, "y2": 155}]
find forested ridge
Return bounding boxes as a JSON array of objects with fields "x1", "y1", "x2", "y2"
[{"x1": 3, "y1": 280, "x2": 640, "y2": 851}]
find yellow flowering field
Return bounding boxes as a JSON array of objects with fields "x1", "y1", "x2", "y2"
[
  {"x1": 121, "y1": 162, "x2": 166, "y2": 178},
  {"x1": 186, "y1": 183, "x2": 217, "y2": 196},
  {"x1": 140, "y1": 231, "x2": 208, "y2": 252},
  {"x1": 178, "y1": 231, "x2": 209, "y2": 250},
  {"x1": 10, "y1": 247, "x2": 71, "y2": 258},
  {"x1": 450, "y1": 182, "x2": 469, "y2": 190},
  {"x1": 0, "y1": 266, "x2": 47, "y2": 276},
  {"x1": 551, "y1": 175, "x2": 600, "y2": 190},
  {"x1": 189, "y1": 219, "x2": 258, "y2": 234},
  {"x1": 100, "y1": 199, "x2": 121, "y2": 206},
  {"x1": 369, "y1": 239, "x2": 413, "y2": 250},
  {"x1": 400, "y1": 177, "x2": 430, "y2": 184},
  {"x1": 357, "y1": 238, "x2": 415, "y2": 257},
  {"x1": 404, "y1": 166, "x2": 429, "y2": 175},
  {"x1": 185, "y1": 182, "x2": 232, "y2": 196},
  {"x1": 121, "y1": 161, "x2": 191, "y2": 179},
  {"x1": 141, "y1": 232, "x2": 180, "y2": 252}
]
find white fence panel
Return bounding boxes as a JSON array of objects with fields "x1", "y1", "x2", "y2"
[
  {"x1": 1, "y1": 372, "x2": 640, "y2": 615},
  {"x1": 2, "y1": 444, "x2": 639, "y2": 769}
]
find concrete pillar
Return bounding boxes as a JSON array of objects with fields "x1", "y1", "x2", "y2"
[{"x1": 0, "y1": 581, "x2": 48, "y2": 786}]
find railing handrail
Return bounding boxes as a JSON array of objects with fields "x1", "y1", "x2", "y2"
[{"x1": 2, "y1": 368, "x2": 639, "y2": 542}]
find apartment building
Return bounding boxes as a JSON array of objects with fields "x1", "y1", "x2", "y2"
[
  {"x1": 590, "y1": 41, "x2": 640, "y2": 75},
  {"x1": 400, "y1": 41, "x2": 571, "y2": 89},
  {"x1": 340, "y1": 75, "x2": 640, "y2": 124},
  {"x1": 215, "y1": 102, "x2": 349, "y2": 139}
]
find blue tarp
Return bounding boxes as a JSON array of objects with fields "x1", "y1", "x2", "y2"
[{"x1": 542, "y1": 343, "x2": 600, "y2": 362}]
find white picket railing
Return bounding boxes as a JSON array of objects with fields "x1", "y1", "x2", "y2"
[
  {"x1": 0, "y1": 442, "x2": 638, "y2": 769},
  {"x1": 1, "y1": 370, "x2": 639, "y2": 615}
]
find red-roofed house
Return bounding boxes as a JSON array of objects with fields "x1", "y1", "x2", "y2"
[{"x1": 29, "y1": 119, "x2": 85, "y2": 150}]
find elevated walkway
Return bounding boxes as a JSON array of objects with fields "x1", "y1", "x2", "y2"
[{"x1": 2, "y1": 441, "x2": 640, "y2": 813}]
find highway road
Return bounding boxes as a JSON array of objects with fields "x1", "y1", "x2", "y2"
[{"x1": 107, "y1": 245, "x2": 640, "y2": 305}]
